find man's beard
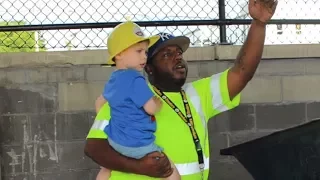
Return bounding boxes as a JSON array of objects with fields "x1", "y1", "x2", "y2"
[{"x1": 151, "y1": 68, "x2": 187, "y2": 91}]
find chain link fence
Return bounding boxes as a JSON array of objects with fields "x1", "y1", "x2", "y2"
[{"x1": 0, "y1": 0, "x2": 319, "y2": 52}]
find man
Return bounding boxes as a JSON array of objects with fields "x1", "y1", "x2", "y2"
[{"x1": 84, "y1": 0, "x2": 278, "y2": 179}]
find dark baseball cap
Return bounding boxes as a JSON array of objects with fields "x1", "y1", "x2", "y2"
[{"x1": 147, "y1": 32, "x2": 190, "y2": 62}]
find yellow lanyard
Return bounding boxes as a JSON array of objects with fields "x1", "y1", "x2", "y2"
[{"x1": 152, "y1": 86, "x2": 204, "y2": 169}]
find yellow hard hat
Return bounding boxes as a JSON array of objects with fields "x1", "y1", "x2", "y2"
[{"x1": 107, "y1": 21, "x2": 160, "y2": 65}]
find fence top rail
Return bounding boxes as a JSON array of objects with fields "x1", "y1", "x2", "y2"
[{"x1": 0, "y1": 19, "x2": 319, "y2": 32}]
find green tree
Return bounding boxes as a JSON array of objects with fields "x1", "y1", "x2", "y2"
[{"x1": 0, "y1": 21, "x2": 46, "y2": 52}]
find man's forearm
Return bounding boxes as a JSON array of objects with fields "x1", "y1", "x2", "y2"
[
  {"x1": 84, "y1": 139, "x2": 139, "y2": 173},
  {"x1": 233, "y1": 19, "x2": 266, "y2": 81},
  {"x1": 226, "y1": 0, "x2": 277, "y2": 99}
]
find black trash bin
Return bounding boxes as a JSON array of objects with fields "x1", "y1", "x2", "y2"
[{"x1": 220, "y1": 119, "x2": 320, "y2": 180}]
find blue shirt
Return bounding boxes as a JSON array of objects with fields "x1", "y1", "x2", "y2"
[{"x1": 103, "y1": 69, "x2": 156, "y2": 147}]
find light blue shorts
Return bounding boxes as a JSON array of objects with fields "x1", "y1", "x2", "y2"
[{"x1": 108, "y1": 138, "x2": 163, "y2": 159}]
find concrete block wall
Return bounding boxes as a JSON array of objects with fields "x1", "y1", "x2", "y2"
[{"x1": 1, "y1": 44, "x2": 320, "y2": 180}]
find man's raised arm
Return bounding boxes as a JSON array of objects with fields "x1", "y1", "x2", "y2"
[{"x1": 227, "y1": 0, "x2": 278, "y2": 99}]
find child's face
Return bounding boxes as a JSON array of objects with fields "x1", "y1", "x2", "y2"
[{"x1": 116, "y1": 40, "x2": 149, "y2": 71}]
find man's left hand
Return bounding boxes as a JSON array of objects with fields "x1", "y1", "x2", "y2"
[{"x1": 249, "y1": 0, "x2": 278, "y2": 24}]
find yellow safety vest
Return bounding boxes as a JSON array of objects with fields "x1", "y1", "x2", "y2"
[{"x1": 87, "y1": 68, "x2": 241, "y2": 180}]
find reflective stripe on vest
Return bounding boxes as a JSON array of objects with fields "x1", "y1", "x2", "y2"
[
  {"x1": 90, "y1": 83, "x2": 209, "y2": 176},
  {"x1": 182, "y1": 82, "x2": 209, "y2": 175},
  {"x1": 182, "y1": 83, "x2": 206, "y2": 129},
  {"x1": 91, "y1": 119, "x2": 109, "y2": 130},
  {"x1": 210, "y1": 72, "x2": 229, "y2": 112},
  {"x1": 176, "y1": 156, "x2": 209, "y2": 175}
]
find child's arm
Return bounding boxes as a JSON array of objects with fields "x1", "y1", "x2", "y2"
[
  {"x1": 95, "y1": 94, "x2": 106, "y2": 113},
  {"x1": 129, "y1": 76, "x2": 162, "y2": 114},
  {"x1": 143, "y1": 96, "x2": 162, "y2": 115}
]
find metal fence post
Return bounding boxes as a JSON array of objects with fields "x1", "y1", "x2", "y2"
[{"x1": 218, "y1": 0, "x2": 228, "y2": 44}]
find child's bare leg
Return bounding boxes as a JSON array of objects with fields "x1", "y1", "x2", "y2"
[
  {"x1": 96, "y1": 167, "x2": 111, "y2": 180},
  {"x1": 163, "y1": 160, "x2": 181, "y2": 180}
]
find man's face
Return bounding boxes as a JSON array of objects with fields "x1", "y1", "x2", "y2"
[{"x1": 150, "y1": 45, "x2": 188, "y2": 83}]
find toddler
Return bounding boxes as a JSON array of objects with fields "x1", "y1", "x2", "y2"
[{"x1": 95, "y1": 21, "x2": 181, "y2": 180}]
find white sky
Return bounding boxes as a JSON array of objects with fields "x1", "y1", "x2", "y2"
[{"x1": 0, "y1": 0, "x2": 319, "y2": 50}]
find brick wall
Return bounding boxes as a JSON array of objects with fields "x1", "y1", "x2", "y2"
[{"x1": 1, "y1": 45, "x2": 320, "y2": 180}]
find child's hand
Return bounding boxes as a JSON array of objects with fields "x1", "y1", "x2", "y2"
[
  {"x1": 143, "y1": 96, "x2": 163, "y2": 115},
  {"x1": 153, "y1": 96, "x2": 163, "y2": 110}
]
